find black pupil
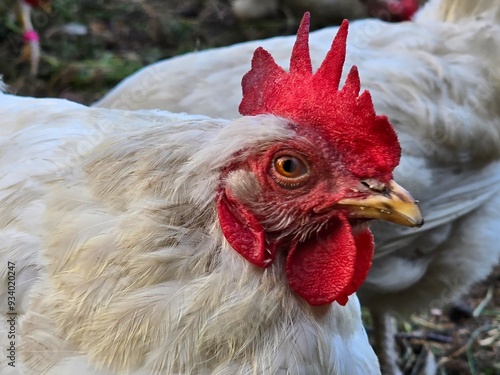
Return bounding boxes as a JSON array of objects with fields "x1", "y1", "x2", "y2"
[{"x1": 283, "y1": 158, "x2": 296, "y2": 173}]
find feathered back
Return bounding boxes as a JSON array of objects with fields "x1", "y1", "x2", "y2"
[{"x1": 239, "y1": 13, "x2": 400, "y2": 181}]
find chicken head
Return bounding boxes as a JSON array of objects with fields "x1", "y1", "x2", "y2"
[{"x1": 217, "y1": 14, "x2": 423, "y2": 306}]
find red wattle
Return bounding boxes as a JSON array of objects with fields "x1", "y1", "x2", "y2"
[
  {"x1": 286, "y1": 215, "x2": 372, "y2": 306},
  {"x1": 217, "y1": 191, "x2": 274, "y2": 267},
  {"x1": 336, "y1": 229, "x2": 374, "y2": 300}
]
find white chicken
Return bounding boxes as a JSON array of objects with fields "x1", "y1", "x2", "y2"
[
  {"x1": 232, "y1": 0, "x2": 421, "y2": 23},
  {"x1": 96, "y1": 0, "x2": 500, "y2": 373},
  {"x1": 0, "y1": 18, "x2": 423, "y2": 375}
]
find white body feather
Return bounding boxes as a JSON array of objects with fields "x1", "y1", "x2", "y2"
[{"x1": 0, "y1": 93, "x2": 380, "y2": 374}]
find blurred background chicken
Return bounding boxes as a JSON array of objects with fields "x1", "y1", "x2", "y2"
[
  {"x1": 0, "y1": 18, "x2": 425, "y2": 374},
  {"x1": 96, "y1": 0, "x2": 500, "y2": 373},
  {"x1": 232, "y1": 0, "x2": 422, "y2": 23},
  {"x1": 15, "y1": 0, "x2": 50, "y2": 76}
]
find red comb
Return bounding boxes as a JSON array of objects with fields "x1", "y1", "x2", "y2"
[{"x1": 239, "y1": 13, "x2": 400, "y2": 180}]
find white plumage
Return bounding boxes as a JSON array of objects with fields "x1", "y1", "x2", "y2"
[{"x1": 96, "y1": 0, "x2": 500, "y2": 372}]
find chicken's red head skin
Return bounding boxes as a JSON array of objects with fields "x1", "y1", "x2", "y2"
[
  {"x1": 367, "y1": 0, "x2": 420, "y2": 22},
  {"x1": 24, "y1": 0, "x2": 50, "y2": 7},
  {"x1": 217, "y1": 13, "x2": 405, "y2": 306}
]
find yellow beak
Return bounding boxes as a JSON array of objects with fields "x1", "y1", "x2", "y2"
[{"x1": 336, "y1": 180, "x2": 423, "y2": 227}]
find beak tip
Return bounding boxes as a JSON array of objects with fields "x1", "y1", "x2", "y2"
[
  {"x1": 415, "y1": 217, "x2": 424, "y2": 228},
  {"x1": 336, "y1": 179, "x2": 424, "y2": 228}
]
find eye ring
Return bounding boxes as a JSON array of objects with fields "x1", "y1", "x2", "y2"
[{"x1": 271, "y1": 152, "x2": 310, "y2": 189}]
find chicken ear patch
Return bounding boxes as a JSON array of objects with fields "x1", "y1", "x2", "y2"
[
  {"x1": 286, "y1": 216, "x2": 373, "y2": 306},
  {"x1": 217, "y1": 191, "x2": 274, "y2": 267}
]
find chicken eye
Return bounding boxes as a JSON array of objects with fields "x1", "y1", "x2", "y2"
[
  {"x1": 272, "y1": 154, "x2": 310, "y2": 188},
  {"x1": 275, "y1": 156, "x2": 306, "y2": 177}
]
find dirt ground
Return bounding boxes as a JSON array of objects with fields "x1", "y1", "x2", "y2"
[{"x1": 1, "y1": 1, "x2": 499, "y2": 374}]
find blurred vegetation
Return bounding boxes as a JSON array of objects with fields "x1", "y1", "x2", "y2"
[{"x1": 0, "y1": 0, "x2": 297, "y2": 103}]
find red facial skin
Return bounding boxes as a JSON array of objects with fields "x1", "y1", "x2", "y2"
[{"x1": 217, "y1": 129, "x2": 381, "y2": 306}]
